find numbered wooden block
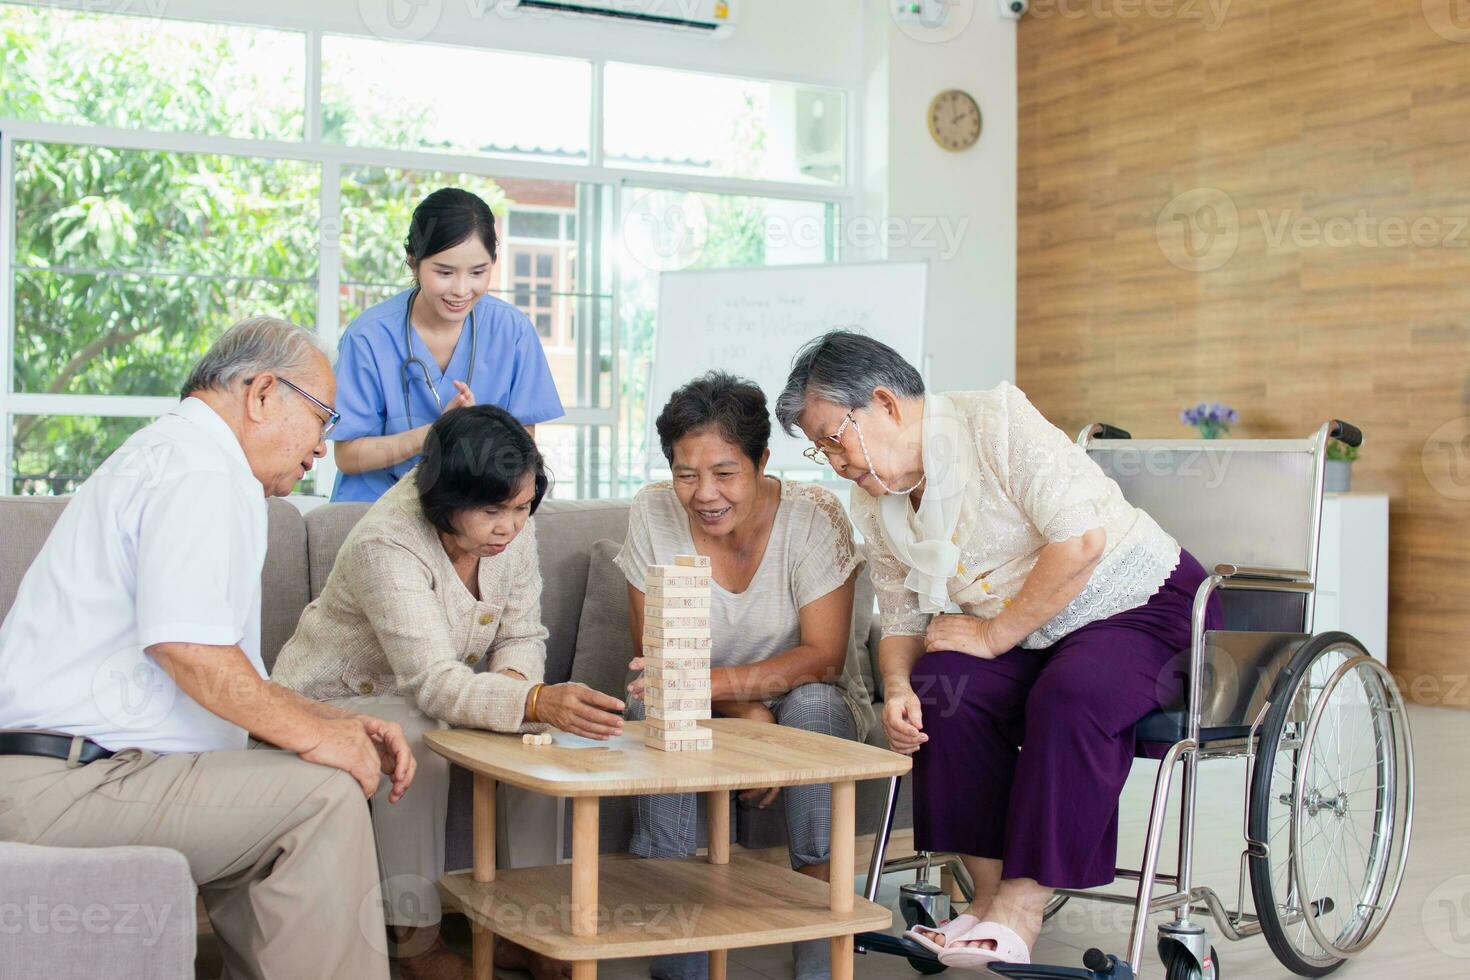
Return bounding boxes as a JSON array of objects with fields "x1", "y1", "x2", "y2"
[
  {"x1": 674, "y1": 554, "x2": 711, "y2": 568},
  {"x1": 642, "y1": 635, "x2": 712, "y2": 651},
  {"x1": 644, "y1": 610, "x2": 711, "y2": 630},
  {"x1": 642, "y1": 653, "x2": 711, "y2": 671},
  {"x1": 645, "y1": 715, "x2": 699, "y2": 732},
  {"x1": 648, "y1": 565, "x2": 712, "y2": 584},
  {"x1": 644, "y1": 665, "x2": 712, "y2": 691},
  {"x1": 646, "y1": 690, "x2": 714, "y2": 714},
  {"x1": 645, "y1": 702, "x2": 712, "y2": 721},
  {"x1": 644, "y1": 594, "x2": 711, "y2": 611},
  {"x1": 643, "y1": 726, "x2": 714, "y2": 752},
  {"x1": 643, "y1": 623, "x2": 712, "y2": 641}
]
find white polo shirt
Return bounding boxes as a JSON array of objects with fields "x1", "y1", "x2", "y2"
[{"x1": 0, "y1": 397, "x2": 268, "y2": 753}]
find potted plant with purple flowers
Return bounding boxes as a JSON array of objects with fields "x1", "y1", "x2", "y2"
[{"x1": 1181, "y1": 402, "x2": 1238, "y2": 439}]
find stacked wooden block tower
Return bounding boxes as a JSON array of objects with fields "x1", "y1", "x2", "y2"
[{"x1": 642, "y1": 554, "x2": 714, "y2": 752}]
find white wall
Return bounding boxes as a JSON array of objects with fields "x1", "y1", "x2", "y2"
[{"x1": 859, "y1": 0, "x2": 1018, "y2": 392}]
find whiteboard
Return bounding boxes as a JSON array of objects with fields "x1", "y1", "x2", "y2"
[{"x1": 647, "y1": 261, "x2": 928, "y2": 472}]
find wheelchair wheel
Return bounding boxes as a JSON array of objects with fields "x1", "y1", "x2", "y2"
[
  {"x1": 1162, "y1": 943, "x2": 1220, "y2": 980},
  {"x1": 1247, "y1": 632, "x2": 1414, "y2": 977},
  {"x1": 1042, "y1": 894, "x2": 1069, "y2": 921}
]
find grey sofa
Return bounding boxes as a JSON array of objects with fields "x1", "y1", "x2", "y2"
[{"x1": 0, "y1": 493, "x2": 911, "y2": 971}]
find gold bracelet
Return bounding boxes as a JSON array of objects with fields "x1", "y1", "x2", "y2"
[{"x1": 526, "y1": 683, "x2": 545, "y2": 724}]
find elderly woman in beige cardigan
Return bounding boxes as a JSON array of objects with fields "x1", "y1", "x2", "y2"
[{"x1": 273, "y1": 405, "x2": 624, "y2": 980}]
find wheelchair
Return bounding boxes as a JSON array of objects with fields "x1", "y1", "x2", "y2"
[{"x1": 856, "y1": 420, "x2": 1414, "y2": 979}]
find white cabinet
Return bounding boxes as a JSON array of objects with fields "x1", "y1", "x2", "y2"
[{"x1": 1313, "y1": 493, "x2": 1389, "y2": 664}]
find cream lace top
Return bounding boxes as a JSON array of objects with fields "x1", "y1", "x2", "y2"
[{"x1": 852, "y1": 383, "x2": 1181, "y2": 649}]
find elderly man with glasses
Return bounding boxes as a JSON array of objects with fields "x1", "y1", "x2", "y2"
[{"x1": 0, "y1": 316, "x2": 414, "y2": 980}]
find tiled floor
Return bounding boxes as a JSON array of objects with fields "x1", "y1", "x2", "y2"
[
  {"x1": 201, "y1": 703, "x2": 1469, "y2": 979},
  {"x1": 550, "y1": 704, "x2": 1470, "y2": 980}
]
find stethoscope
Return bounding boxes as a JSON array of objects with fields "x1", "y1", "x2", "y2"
[{"x1": 400, "y1": 286, "x2": 478, "y2": 429}]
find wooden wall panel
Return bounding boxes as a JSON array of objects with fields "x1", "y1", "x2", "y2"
[{"x1": 1017, "y1": 0, "x2": 1470, "y2": 705}]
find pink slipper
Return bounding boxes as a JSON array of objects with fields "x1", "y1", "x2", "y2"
[
  {"x1": 902, "y1": 912, "x2": 980, "y2": 957},
  {"x1": 935, "y1": 920, "x2": 1032, "y2": 970}
]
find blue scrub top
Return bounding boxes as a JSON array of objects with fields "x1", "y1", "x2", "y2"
[{"x1": 329, "y1": 289, "x2": 565, "y2": 502}]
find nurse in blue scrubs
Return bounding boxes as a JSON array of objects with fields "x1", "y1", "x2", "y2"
[{"x1": 330, "y1": 187, "x2": 565, "y2": 501}]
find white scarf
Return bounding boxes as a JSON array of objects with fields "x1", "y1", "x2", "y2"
[{"x1": 877, "y1": 393, "x2": 972, "y2": 614}]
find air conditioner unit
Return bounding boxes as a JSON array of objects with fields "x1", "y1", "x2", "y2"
[{"x1": 508, "y1": 0, "x2": 736, "y2": 36}]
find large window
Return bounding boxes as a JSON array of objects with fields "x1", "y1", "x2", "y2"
[{"x1": 0, "y1": 2, "x2": 850, "y2": 498}]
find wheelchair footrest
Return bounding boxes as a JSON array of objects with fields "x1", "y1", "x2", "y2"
[
  {"x1": 854, "y1": 931, "x2": 932, "y2": 959},
  {"x1": 988, "y1": 950, "x2": 1134, "y2": 980}
]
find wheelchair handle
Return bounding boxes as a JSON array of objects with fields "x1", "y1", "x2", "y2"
[
  {"x1": 1093, "y1": 423, "x2": 1132, "y2": 441},
  {"x1": 1329, "y1": 419, "x2": 1362, "y2": 448}
]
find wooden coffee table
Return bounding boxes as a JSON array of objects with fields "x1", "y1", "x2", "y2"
[{"x1": 425, "y1": 717, "x2": 911, "y2": 980}]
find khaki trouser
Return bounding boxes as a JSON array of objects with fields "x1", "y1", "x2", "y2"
[
  {"x1": 0, "y1": 743, "x2": 388, "y2": 980},
  {"x1": 328, "y1": 696, "x2": 560, "y2": 931}
]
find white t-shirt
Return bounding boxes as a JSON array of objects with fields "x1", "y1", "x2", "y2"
[
  {"x1": 0, "y1": 397, "x2": 268, "y2": 753},
  {"x1": 613, "y1": 479, "x2": 874, "y2": 740}
]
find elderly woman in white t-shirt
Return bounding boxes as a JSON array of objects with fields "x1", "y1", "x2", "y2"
[{"x1": 614, "y1": 371, "x2": 875, "y2": 980}]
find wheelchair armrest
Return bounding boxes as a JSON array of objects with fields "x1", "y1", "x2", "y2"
[{"x1": 1213, "y1": 563, "x2": 1311, "y2": 583}]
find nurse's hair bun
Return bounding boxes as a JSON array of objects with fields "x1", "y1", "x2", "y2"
[{"x1": 405, "y1": 187, "x2": 499, "y2": 269}]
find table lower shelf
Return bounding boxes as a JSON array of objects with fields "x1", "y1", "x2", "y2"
[{"x1": 440, "y1": 855, "x2": 891, "y2": 960}]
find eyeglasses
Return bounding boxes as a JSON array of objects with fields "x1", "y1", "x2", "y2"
[
  {"x1": 248, "y1": 375, "x2": 340, "y2": 437},
  {"x1": 802, "y1": 412, "x2": 856, "y2": 466}
]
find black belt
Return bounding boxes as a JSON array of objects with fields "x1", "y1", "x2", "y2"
[{"x1": 0, "y1": 731, "x2": 115, "y2": 764}]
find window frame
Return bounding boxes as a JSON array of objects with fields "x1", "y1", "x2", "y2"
[{"x1": 0, "y1": 15, "x2": 857, "y2": 498}]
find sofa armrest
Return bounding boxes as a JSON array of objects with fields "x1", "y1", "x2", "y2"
[{"x1": 0, "y1": 841, "x2": 196, "y2": 979}]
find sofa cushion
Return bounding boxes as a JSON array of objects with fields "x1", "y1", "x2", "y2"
[
  {"x1": 0, "y1": 841, "x2": 196, "y2": 978},
  {"x1": 0, "y1": 495, "x2": 307, "y2": 675},
  {"x1": 0, "y1": 497, "x2": 66, "y2": 619},
  {"x1": 568, "y1": 539, "x2": 635, "y2": 701},
  {"x1": 261, "y1": 497, "x2": 310, "y2": 673},
  {"x1": 303, "y1": 501, "x2": 370, "y2": 600},
  {"x1": 527, "y1": 499, "x2": 632, "y2": 685}
]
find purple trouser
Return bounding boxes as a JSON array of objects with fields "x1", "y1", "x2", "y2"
[{"x1": 908, "y1": 549, "x2": 1222, "y2": 889}]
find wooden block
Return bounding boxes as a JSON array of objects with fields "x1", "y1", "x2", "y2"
[
  {"x1": 644, "y1": 587, "x2": 710, "y2": 602},
  {"x1": 643, "y1": 736, "x2": 713, "y2": 752},
  {"x1": 642, "y1": 635, "x2": 712, "y2": 651},
  {"x1": 643, "y1": 639, "x2": 711, "y2": 654},
  {"x1": 643, "y1": 624, "x2": 712, "y2": 640},
  {"x1": 648, "y1": 565, "x2": 712, "y2": 583},
  {"x1": 643, "y1": 696, "x2": 712, "y2": 716},
  {"x1": 644, "y1": 594, "x2": 711, "y2": 610},
  {"x1": 643, "y1": 611, "x2": 711, "y2": 629},
  {"x1": 674, "y1": 554, "x2": 711, "y2": 568},
  {"x1": 642, "y1": 653, "x2": 711, "y2": 671},
  {"x1": 645, "y1": 715, "x2": 699, "y2": 732},
  {"x1": 644, "y1": 725, "x2": 714, "y2": 747},
  {"x1": 645, "y1": 703, "x2": 712, "y2": 721},
  {"x1": 644, "y1": 665, "x2": 712, "y2": 691}
]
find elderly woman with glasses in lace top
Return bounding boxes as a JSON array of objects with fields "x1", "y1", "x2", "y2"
[{"x1": 776, "y1": 331, "x2": 1221, "y2": 970}]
